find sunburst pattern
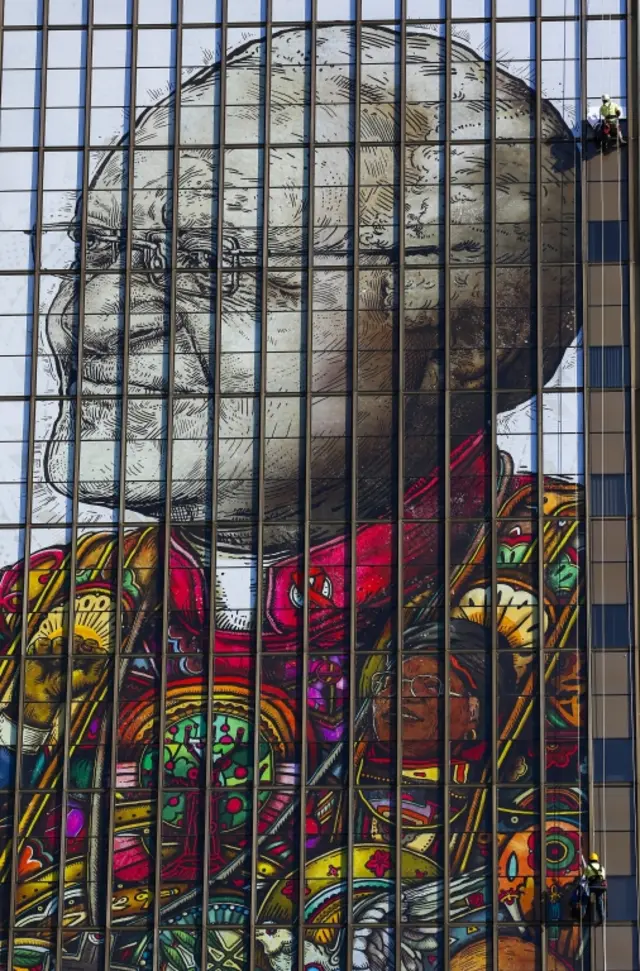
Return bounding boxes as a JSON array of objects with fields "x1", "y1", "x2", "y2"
[
  {"x1": 28, "y1": 592, "x2": 115, "y2": 655},
  {"x1": 451, "y1": 582, "x2": 549, "y2": 657}
]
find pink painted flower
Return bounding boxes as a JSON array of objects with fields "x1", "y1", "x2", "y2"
[{"x1": 365, "y1": 849, "x2": 392, "y2": 878}]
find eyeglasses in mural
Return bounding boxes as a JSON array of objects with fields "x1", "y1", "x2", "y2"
[{"x1": 0, "y1": 8, "x2": 628, "y2": 971}]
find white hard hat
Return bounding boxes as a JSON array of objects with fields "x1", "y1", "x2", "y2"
[{"x1": 602, "y1": 93, "x2": 610, "y2": 101}]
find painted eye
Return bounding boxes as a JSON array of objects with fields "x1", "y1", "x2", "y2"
[
  {"x1": 86, "y1": 232, "x2": 110, "y2": 257},
  {"x1": 289, "y1": 583, "x2": 304, "y2": 609}
]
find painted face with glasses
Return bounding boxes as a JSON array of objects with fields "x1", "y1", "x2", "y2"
[
  {"x1": 42, "y1": 137, "x2": 431, "y2": 539},
  {"x1": 371, "y1": 653, "x2": 481, "y2": 761},
  {"x1": 43, "y1": 24, "x2": 577, "y2": 552}
]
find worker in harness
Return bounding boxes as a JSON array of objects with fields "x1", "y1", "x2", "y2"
[
  {"x1": 600, "y1": 93, "x2": 626, "y2": 147},
  {"x1": 571, "y1": 873, "x2": 590, "y2": 921},
  {"x1": 583, "y1": 852, "x2": 607, "y2": 924}
]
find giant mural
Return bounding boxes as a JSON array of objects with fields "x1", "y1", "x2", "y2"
[{"x1": 0, "y1": 10, "x2": 625, "y2": 971}]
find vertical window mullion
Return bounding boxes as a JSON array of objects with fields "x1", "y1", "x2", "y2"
[
  {"x1": 395, "y1": 2, "x2": 406, "y2": 968},
  {"x1": 624, "y1": 0, "x2": 640, "y2": 948},
  {"x1": 298, "y1": 4, "x2": 317, "y2": 969},
  {"x1": 55, "y1": 6, "x2": 94, "y2": 967},
  {"x1": 535, "y1": 2, "x2": 548, "y2": 965},
  {"x1": 5, "y1": 3, "x2": 50, "y2": 967},
  {"x1": 102, "y1": 1, "x2": 140, "y2": 968},
  {"x1": 490, "y1": 5, "x2": 499, "y2": 970},
  {"x1": 444, "y1": 0, "x2": 452, "y2": 963},
  {"x1": 348, "y1": 0, "x2": 360, "y2": 968},
  {"x1": 579, "y1": 11, "x2": 596, "y2": 965},
  {"x1": 201, "y1": 1, "x2": 228, "y2": 967},
  {"x1": 151, "y1": 8, "x2": 182, "y2": 971},
  {"x1": 249, "y1": 2, "x2": 272, "y2": 968}
]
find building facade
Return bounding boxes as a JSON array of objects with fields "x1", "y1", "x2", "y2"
[{"x1": 0, "y1": 0, "x2": 637, "y2": 969}]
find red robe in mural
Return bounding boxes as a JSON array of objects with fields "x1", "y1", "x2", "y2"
[{"x1": 0, "y1": 433, "x2": 587, "y2": 971}]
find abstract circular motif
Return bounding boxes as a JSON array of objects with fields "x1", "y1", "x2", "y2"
[
  {"x1": 545, "y1": 824, "x2": 580, "y2": 880},
  {"x1": 212, "y1": 710, "x2": 274, "y2": 830},
  {"x1": 141, "y1": 713, "x2": 205, "y2": 792},
  {"x1": 258, "y1": 844, "x2": 439, "y2": 933},
  {"x1": 140, "y1": 709, "x2": 275, "y2": 831}
]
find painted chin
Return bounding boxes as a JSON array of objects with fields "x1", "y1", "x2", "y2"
[{"x1": 45, "y1": 416, "x2": 203, "y2": 515}]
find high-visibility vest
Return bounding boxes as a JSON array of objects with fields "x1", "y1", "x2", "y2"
[
  {"x1": 601, "y1": 101, "x2": 620, "y2": 121},
  {"x1": 586, "y1": 861, "x2": 606, "y2": 883}
]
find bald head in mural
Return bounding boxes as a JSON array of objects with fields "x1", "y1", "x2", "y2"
[
  {"x1": 44, "y1": 25, "x2": 576, "y2": 548},
  {"x1": 1, "y1": 24, "x2": 591, "y2": 971}
]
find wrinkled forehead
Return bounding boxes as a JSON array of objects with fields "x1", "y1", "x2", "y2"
[{"x1": 87, "y1": 24, "x2": 571, "y2": 216}]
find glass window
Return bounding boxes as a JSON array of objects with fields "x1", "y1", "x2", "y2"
[{"x1": 0, "y1": 7, "x2": 635, "y2": 971}]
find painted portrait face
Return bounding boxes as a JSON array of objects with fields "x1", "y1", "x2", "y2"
[
  {"x1": 44, "y1": 25, "x2": 576, "y2": 552},
  {"x1": 372, "y1": 653, "x2": 480, "y2": 760}
]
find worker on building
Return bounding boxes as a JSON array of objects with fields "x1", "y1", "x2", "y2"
[
  {"x1": 600, "y1": 93, "x2": 626, "y2": 146},
  {"x1": 583, "y1": 852, "x2": 607, "y2": 924},
  {"x1": 571, "y1": 872, "x2": 590, "y2": 921}
]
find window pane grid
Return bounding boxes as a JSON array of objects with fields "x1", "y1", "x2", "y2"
[{"x1": 0, "y1": 2, "x2": 635, "y2": 970}]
